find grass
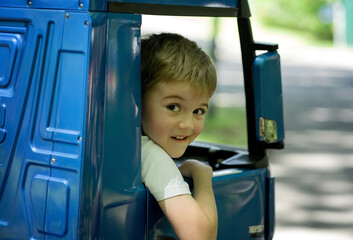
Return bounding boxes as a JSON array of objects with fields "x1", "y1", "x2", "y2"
[{"x1": 197, "y1": 106, "x2": 248, "y2": 147}]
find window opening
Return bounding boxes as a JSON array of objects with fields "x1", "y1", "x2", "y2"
[{"x1": 141, "y1": 15, "x2": 247, "y2": 147}]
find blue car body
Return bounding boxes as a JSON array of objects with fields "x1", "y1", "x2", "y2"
[{"x1": 0, "y1": 0, "x2": 283, "y2": 239}]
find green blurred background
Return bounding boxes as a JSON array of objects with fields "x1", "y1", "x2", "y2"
[
  {"x1": 196, "y1": 0, "x2": 353, "y2": 147},
  {"x1": 253, "y1": 0, "x2": 353, "y2": 46},
  {"x1": 254, "y1": 0, "x2": 334, "y2": 42}
]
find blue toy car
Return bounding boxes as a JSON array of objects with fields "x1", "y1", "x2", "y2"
[{"x1": 0, "y1": 0, "x2": 284, "y2": 239}]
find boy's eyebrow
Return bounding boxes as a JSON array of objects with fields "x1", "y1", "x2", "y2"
[
  {"x1": 163, "y1": 95, "x2": 185, "y2": 100},
  {"x1": 163, "y1": 95, "x2": 209, "y2": 108}
]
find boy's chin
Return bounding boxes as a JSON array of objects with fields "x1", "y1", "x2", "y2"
[{"x1": 169, "y1": 150, "x2": 186, "y2": 159}]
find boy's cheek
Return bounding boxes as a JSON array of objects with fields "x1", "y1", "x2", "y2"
[
  {"x1": 198, "y1": 121, "x2": 205, "y2": 133},
  {"x1": 193, "y1": 124, "x2": 204, "y2": 139}
]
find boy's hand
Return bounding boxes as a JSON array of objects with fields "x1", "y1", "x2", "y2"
[{"x1": 178, "y1": 159, "x2": 213, "y2": 179}]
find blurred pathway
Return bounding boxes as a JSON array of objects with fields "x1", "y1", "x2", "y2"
[
  {"x1": 254, "y1": 25, "x2": 353, "y2": 240},
  {"x1": 216, "y1": 19, "x2": 353, "y2": 239}
]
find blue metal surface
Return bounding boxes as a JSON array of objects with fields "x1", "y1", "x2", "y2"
[
  {"x1": 80, "y1": 12, "x2": 146, "y2": 240},
  {"x1": 0, "y1": 33, "x2": 22, "y2": 87},
  {"x1": 254, "y1": 51, "x2": 285, "y2": 143},
  {"x1": 0, "y1": 0, "x2": 89, "y2": 10},
  {"x1": 100, "y1": 12, "x2": 145, "y2": 240},
  {"x1": 44, "y1": 176, "x2": 70, "y2": 236},
  {"x1": 109, "y1": 0, "x2": 239, "y2": 8},
  {"x1": 0, "y1": 7, "x2": 90, "y2": 239},
  {"x1": 0, "y1": 104, "x2": 5, "y2": 143},
  {"x1": 266, "y1": 177, "x2": 275, "y2": 239},
  {"x1": 147, "y1": 168, "x2": 273, "y2": 240},
  {"x1": 0, "y1": 0, "x2": 239, "y2": 12},
  {"x1": 215, "y1": 168, "x2": 268, "y2": 239}
]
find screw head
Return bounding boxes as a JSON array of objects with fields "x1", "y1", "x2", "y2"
[
  {"x1": 50, "y1": 158, "x2": 56, "y2": 164},
  {"x1": 79, "y1": 3, "x2": 84, "y2": 8},
  {"x1": 65, "y1": 13, "x2": 70, "y2": 19},
  {"x1": 27, "y1": 1, "x2": 32, "y2": 6}
]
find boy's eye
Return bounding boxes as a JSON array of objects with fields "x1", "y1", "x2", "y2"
[
  {"x1": 167, "y1": 104, "x2": 180, "y2": 112},
  {"x1": 193, "y1": 109, "x2": 206, "y2": 115}
]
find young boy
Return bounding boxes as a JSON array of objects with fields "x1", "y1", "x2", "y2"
[{"x1": 141, "y1": 33, "x2": 218, "y2": 240}]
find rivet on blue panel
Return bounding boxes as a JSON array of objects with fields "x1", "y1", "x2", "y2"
[{"x1": 62, "y1": 12, "x2": 90, "y2": 52}]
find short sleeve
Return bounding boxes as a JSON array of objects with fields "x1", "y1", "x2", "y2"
[{"x1": 141, "y1": 136, "x2": 191, "y2": 201}]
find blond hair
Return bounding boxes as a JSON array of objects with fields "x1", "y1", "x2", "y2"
[{"x1": 141, "y1": 33, "x2": 217, "y2": 99}]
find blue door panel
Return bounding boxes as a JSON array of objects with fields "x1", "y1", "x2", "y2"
[
  {"x1": 29, "y1": 172, "x2": 50, "y2": 234},
  {"x1": 101, "y1": 13, "x2": 146, "y2": 240},
  {"x1": 0, "y1": 22, "x2": 28, "y2": 200},
  {"x1": 0, "y1": 33, "x2": 23, "y2": 88},
  {"x1": 79, "y1": 12, "x2": 147, "y2": 240},
  {"x1": 0, "y1": 7, "x2": 89, "y2": 239},
  {"x1": 147, "y1": 168, "x2": 270, "y2": 240},
  {"x1": 51, "y1": 51, "x2": 86, "y2": 144},
  {"x1": 102, "y1": 192, "x2": 147, "y2": 239},
  {"x1": 44, "y1": 175, "x2": 70, "y2": 237},
  {"x1": 214, "y1": 169, "x2": 267, "y2": 239}
]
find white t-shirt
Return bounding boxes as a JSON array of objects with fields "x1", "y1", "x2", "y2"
[{"x1": 141, "y1": 136, "x2": 191, "y2": 201}]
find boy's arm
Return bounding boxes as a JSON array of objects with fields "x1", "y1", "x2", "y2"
[{"x1": 158, "y1": 160, "x2": 218, "y2": 240}]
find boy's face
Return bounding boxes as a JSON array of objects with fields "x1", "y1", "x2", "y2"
[{"x1": 142, "y1": 81, "x2": 210, "y2": 158}]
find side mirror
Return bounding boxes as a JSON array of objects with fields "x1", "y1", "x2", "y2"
[{"x1": 253, "y1": 51, "x2": 285, "y2": 147}]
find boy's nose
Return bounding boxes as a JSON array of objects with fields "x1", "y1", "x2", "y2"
[{"x1": 178, "y1": 115, "x2": 194, "y2": 130}]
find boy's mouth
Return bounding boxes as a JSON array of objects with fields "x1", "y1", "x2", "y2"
[{"x1": 171, "y1": 136, "x2": 188, "y2": 141}]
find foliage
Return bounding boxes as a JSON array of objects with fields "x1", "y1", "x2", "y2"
[
  {"x1": 197, "y1": 107, "x2": 248, "y2": 147},
  {"x1": 253, "y1": 0, "x2": 333, "y2": 40}
]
